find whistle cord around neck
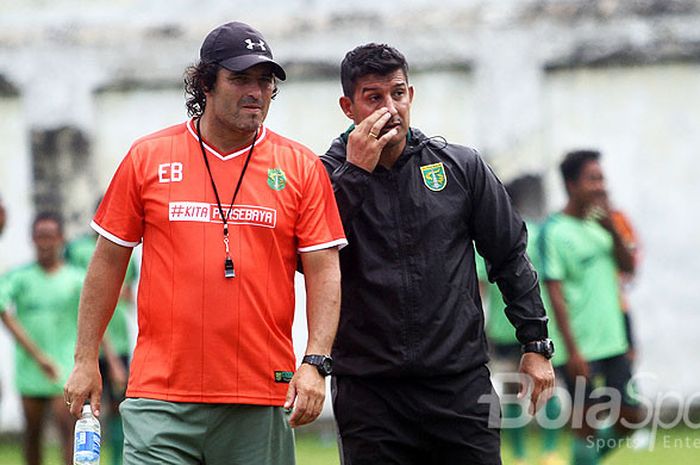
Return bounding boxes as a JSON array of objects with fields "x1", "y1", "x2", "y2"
[{"x1": 196, "y1": 117, "x2": 258, "y2": 278}]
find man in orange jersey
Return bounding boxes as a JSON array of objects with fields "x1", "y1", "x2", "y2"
[{"x1": 64, "y1": 21, "x2": 346, "y2": 464}]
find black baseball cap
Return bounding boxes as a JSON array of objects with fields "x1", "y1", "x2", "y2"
[{"x1": 200, "y1": 21, "x2": 286, "y2": 81}]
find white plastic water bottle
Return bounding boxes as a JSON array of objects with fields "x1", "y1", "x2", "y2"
[{"x1": 73, "y1": 404, "x2": 101, "y2": 465}]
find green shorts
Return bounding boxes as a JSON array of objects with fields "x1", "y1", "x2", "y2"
[{"x1": 120, "y1": 398, "x2": 295, "y2": 465}]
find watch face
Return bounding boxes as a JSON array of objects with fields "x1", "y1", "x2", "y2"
[
  {"x1": 541, "y1": 340, "x2": 554, "y2": 359},
  {"x1": 322, "y1": 358, "x2": 333, "y2": 375}
]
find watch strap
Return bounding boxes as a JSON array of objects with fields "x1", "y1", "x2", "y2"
[
  {"x1": 522, "y1": 339, "x2": 554, "y2": 359},
  {"x1": 302, "y1": 354, "x2": 333, "y2": 376}
]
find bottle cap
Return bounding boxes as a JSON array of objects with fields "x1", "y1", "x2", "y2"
[{"x1": 82, "y1": 404, "x2": 92, "y2": 415}]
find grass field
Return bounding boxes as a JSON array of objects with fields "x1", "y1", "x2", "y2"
[{"x1": 1, "y1": 427, "x2": 698, "y2": 464}]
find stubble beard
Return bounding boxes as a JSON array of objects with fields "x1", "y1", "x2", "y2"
[{"x1": 230, "y1": 110, "x2": 263, "y2": 134}]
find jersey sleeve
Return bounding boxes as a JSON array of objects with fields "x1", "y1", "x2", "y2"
[
  {"x1": 295, "y1": 157, "x2": 348, "y2": 253},
  {"x1": 92, "y1": 149, "x2": 145, "y2": 247}
]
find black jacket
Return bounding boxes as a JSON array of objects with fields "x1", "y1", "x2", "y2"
[{"x1": 322, "y1": 128, "x2": 548, "y2": 378}]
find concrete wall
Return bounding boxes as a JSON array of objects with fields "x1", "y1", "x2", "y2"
[{"x1": 1, "y1": 0, "x2": 699, "y2": 430}]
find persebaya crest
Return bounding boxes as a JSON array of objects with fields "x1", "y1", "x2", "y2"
[
  {"x1": 267, "y1": 168, "x2": 287, "y2": 191},
  {"x1": 420, "y1": 162, "x2": 447, "y2": 192}
]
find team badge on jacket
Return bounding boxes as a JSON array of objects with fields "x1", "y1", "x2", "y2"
[
  {"x1": 420, "y1": 162, "x2": 447, "y2": 192},
  {"x1": 267, "y1": 168, "x2": 287, "y2": 191}
]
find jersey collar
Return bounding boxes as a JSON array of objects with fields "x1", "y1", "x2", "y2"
[{"x1": 186, "y1": 118, "x2": 268, "y2": 161}]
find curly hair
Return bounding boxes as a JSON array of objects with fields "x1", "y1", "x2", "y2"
[
  {"x1": 184, "y1": 61, "x2": 280, "y2": 118},
  {"x1": 184, "y1": 61, "x2": 220, "y2": 118},
  {"x1": 341, "y1": 43, "x2": 409, "y2": 99}
]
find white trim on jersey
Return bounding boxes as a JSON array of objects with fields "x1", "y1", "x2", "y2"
[
  {"x1": 186, "y1": 119, "x2": 268, "y2": 161},
  {"x1": 298, "y1": 238, "x2": 348, "y2": 253},
  {"x1": 90, "y1": 221, "x2": 140, "y2": 248}
]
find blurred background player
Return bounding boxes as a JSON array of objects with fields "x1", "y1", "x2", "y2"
[
  {"x1": 0, "y1": 194, "x2": 6, "y2": 406},
  {"x1": 0, "y1": 194, "x2": 6, "y2": 237},
  {"x1": 0, "y1": 212, "x2": 83, "y2": 465},
  {"x1": 478, "y1": 174, "x2": 566, "y2": 465},
  {"x1": 65, "y1": 198, "x2": 138, "y2": 465},
  {"x1": 540, "y1": 150, "x2": 642, "y2": 465}
]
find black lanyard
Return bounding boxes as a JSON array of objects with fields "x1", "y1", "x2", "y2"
[{"x1": 196, "y1": 117, "x2": 257, "y2": 278}]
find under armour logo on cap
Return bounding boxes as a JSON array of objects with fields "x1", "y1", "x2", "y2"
[
  {"x1": 200, "y1": 21, "x2": 286, "y2": 80},
  {"x1": 245, "y1": 39, "x2": 267, "y2": 51}
]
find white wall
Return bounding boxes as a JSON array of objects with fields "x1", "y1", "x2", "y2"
[
  {"x1": 93, "y1": 88, "x2": 187, "y2": 189},
  {"x1": 0, "y1": 97, "x2": 32, "y2": 272}
]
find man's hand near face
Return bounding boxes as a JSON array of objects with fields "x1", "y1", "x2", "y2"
[{"x1": 346, "y1": 107, "x2": 399, "y2": 172}]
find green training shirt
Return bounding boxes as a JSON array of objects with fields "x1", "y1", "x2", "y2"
[
  {"x1": 65, "y1": 234, "x2": 137, "y2": 356},
  {"x1": 539, "y1": 212, "x2": 628, "y2": 362},
  {"x1": 0, "y1": 263, "x2": 83, "y2": 396}
]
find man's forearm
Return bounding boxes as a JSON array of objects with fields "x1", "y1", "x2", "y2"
[
  {"x1": 300, "y1": 248, "x2": 341, "y2": 355},
  {"x1": 74, "y1": 236, "x2": 132, "y2": 364},
  {"x1": 611, "y1": 231, "x2": 635, "y2": 274}
]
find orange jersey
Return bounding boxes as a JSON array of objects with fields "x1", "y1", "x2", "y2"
[
  {"x1": 93, "y1": 120, "x2": 346, "y2": 405},
  {"x1": 612, "y1": 210, "x2": 638, "y2": 253}
]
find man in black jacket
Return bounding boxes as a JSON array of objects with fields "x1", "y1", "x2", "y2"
[{"x1": 321, "y1": 43, "x2": 555, "y2": 465}]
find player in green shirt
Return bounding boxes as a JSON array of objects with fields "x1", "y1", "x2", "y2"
[
  {"x1": 0, "y1": 212, "x2": 82, "y2": 465},
  {"x1": 65, "y1": 231, "x2": 137, "y2": 465},
  {"x1": 478, "y1": 175, "x2": 565, "y2": 465},
  {"x1": 540, "y1": 150, "x2": 642, "y2": 465}
]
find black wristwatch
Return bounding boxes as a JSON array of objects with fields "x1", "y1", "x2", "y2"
[
  {"x1": 302, "y1": 354, "x2": 333, "y2": 376},
  {"x1": 522, "y1": 339, "x2": 555, "y2": 360}
]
